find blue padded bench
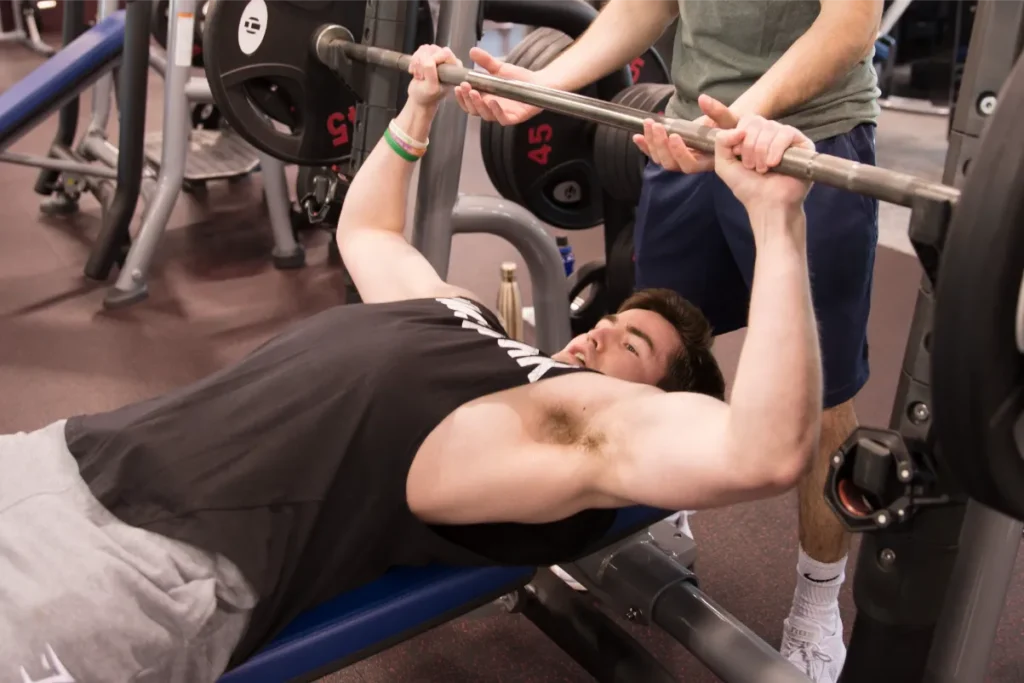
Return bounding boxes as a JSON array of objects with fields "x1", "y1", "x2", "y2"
[
  {"x1": 220, "y1": 506, "x2": 668, "y2": 683},
  {"x1": 0, "y1": 10, "x2": 126, "y2": 153}
]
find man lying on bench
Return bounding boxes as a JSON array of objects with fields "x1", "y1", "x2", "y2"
[{"x1": 0, "y1": 45, "x2": 822, "y2": 683}]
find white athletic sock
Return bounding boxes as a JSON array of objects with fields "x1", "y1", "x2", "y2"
[{"x1": 791, "y1": 547, "x2": 846, "y2": 625}]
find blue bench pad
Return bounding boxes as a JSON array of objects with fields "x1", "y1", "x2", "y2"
[
  {"x1": 0, "y1": 11, "x2": 125, "y2": 150},
  {"x1": 221, "y1": 506, "x2": 668, "y2": 682}
]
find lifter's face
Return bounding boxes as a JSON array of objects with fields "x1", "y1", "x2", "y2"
[{"x1": 552, "y1": 309, "x2": 682, "y2": 386}]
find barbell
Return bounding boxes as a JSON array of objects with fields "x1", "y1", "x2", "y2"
[
  {"x1": 203, "y1": 1, "x2": 959, "y2": 210},
  {"x1": 314, "y1": 27, "x2": 961, "y2": 210},
  {"x1": 201, "y1": 0, "x2": 1024, "y2": 522}
]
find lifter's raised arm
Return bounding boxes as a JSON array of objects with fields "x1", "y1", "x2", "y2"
[
  {"x1": 592, "y1": 103, "x2": 823, "y2": 511},
  {"x1": 335, "y1": 45, "x2": 475, "y2": 305}
]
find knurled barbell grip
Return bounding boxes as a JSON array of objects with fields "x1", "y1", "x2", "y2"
[{"x1": 317, "y1": 29, "x2": 961, "y2": 209}]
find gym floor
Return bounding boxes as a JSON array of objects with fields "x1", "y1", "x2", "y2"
[{"x1": 1, "y1": 27, "x2": 1022, "y2": 683}]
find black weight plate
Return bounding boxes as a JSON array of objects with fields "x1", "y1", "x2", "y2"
[
  {"x1": 480, "y1": 28, "x2": 556, "y2": 202},
  {"x1": 152, "y1": 0, "x2": 208, "y2": 68},
  {"x1": 415, "y1": 0, "x2": 435, "y2": 47},
  {"x1": 203, "y1": 0, "x2": 365, "y2": 165},
  {"x1": 497, "y1": 29, "x2": 602, "y2": 230},
  {"x1": 626, "y1": 46, "x2": 670, "y2": 88},
  {"x1": 593, "y1": 83, "x2": 647, "y2": 202},
  {"x1": 603, "y1": 85, "x2": 647, "y2": 202},
  {"x1": 568, "y1": 261, "x2": 609, "y2": 337},
  {"x1": 605, "y1": 220, "x2": 635, "y2": 311},
  {"x1": 626, "y1": 84, "x2": 674, "y2": 200},
  {"x1": 932, "y1": 53, "x2": 1024, "y2": 522},
  {"x1": 594, "y1": 83, "x2": 674, "y2": 204},
  {"x1": 484, "y1": 30, "x2": 545, "y2": 201},
  {"x1": 498, "y1": 28, "x2": 574, "y2": 205}
]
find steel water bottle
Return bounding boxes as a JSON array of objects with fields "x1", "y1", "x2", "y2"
[{"x1": 496, "y1": 262, "x2": 524, "y2": 341}]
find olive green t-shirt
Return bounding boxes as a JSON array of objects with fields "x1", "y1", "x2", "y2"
[{"x1": 665, "y1": 0, "x2": 881, "y2": 142}]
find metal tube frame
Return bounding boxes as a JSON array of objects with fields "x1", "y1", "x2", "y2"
[
  {"x1": 450, "y1": 196, "x2": 571, "y2": 352},
  {"x1": 103, "y1": 0, "x2": 302, "y2": 308},
  {"x1": 0, "y1": 0, "x2": 54, "y2": 55},
  {"x1": 101, "y1": 0, "x2": 193, "y2": 303},
  {"x1": 83, "y1": 0, "x2": 121, "y2": 137},
  {"x1": 0, "y1": 152, "x2": 120, "y2": 180},
  {"x1": 840, "y1": 2, "x2": 1024, "y2": 681},
  {"x1": 33, "y1": 0, "x2": 86, "y2": 196},
  {"x1": 408, "y1": 0, "x2": 480, "y2": 278},
  {"x1": 81, "y1": 0, "x2": 150, "y2": 282}
]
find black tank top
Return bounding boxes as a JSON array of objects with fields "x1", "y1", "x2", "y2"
[{"x1": 64, "y1": 297, "x2": 616, "y2": 663}]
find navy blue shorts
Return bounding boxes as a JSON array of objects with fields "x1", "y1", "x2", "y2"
[{"x1": 634, "y1": 123, "x2": 879, "y2": 408}]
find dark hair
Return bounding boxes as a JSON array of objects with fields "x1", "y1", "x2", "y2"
[{"x1": 617, "y1": 288, "x2": 726, "y2": 400}]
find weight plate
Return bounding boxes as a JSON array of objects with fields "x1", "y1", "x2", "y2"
[
  {"x1": 612, "y1": 86, "x2": 650, "y2": 203},
  {"x1": 152, "y1": 0, "x2": 208, "y2": 68},
  {"x1": 480, "y1": 31, "x2": 670, "y2": 229},
  {"x1": 497, "y1": 28, "x2": 574, "y2": 206},
  {"x1": 594, "y1": 83, "x2": 647, "y2": 204},
  {"x1": 568, "y1": 260, "x2": 609, "y2": 337},
  {"x1": 626, "y1": 46, "x2": 670, "y2": 89},
  {"x1": 202, "y1": 0, "x2": 365, "y2": 165},
  {"x1": 485, "y1": 31, "x2": 544, "y2": 201},
  {"x1": 594, "y1": 83, "x2": 674, "y2": 204},
  {"x1": 605, "y1": 220, "x2": 635, "y2": 311},
  {"x1": 493, "y1": 28, "x2": 602, "y2": 230},
  {"x1": 932, "y1": 52, "x2": 1024, "y2": 522},
  {"x1": 415, "y1": 0, "x2": 435, "y2": 46},
  {"x1": 480, "y1": 27, "x2": 558, "y2": 202}
]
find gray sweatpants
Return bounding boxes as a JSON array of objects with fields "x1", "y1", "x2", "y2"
[{"x1": 0, "y1": 420, "x2": 258, "y2": 683}]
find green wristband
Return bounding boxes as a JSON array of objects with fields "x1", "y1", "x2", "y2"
[{"x1": 383, "y1": 128, "x2": 420, "y2": 163}]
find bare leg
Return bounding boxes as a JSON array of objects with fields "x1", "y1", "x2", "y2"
[
  {"x1": 781, "y1": 398, "x2": 858, "y2": 682},
  {"x1": 799, "y1": 400, "x2": 856, "y2": 562}
]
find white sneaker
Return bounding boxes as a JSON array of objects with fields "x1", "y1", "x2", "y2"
[
  {"x1": 780, "y1": 612, "x2": 846, "y2": 683},
  {"x1": 549, "y1": 565, "x2": 587, "y2": 591},
  {"x1": 665, "y1": 510, "x2": 695, "y2": 539}
]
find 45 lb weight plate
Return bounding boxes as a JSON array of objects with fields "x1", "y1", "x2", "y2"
[
  {"x1": 202, "y1": 0, "x2": 366, "y2": 165},
  {"x1": 480, "y1": 28, "x2": 670, "y2": 230}
]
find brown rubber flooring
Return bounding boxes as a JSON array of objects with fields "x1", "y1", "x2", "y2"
[{"x1": 1, "y1": 28, "x2": 1022, "y2": 683}]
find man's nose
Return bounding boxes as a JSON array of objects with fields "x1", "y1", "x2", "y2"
[{"x1": 588, "y1": 326, "x2": 615, "y2": 350}]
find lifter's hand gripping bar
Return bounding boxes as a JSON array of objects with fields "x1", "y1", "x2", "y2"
[{"x1": 315, "y1": 25, "x2": 960, "y2": 209}]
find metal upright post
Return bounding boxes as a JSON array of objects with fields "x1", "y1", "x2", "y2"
[
  {"x1": 33, "y1": 0, "x2": 87, "y2": 195},
  {"x1": 351, "y1": 0, "x2": 412, "y2": 174},
  {"x1": 85, "y1": 0, "x2": 122, "y2": 136},
  {"x1": 83, "y1": 0, "x2": 151, "y2": 283},
  {"x1": 100, "y1": 0, "x2": 192, "y2": 303},
  {"x1": 409, "y1": 0, "x2": 481, "y2": 279}
]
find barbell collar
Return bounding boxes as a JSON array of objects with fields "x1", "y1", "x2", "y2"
[{"x1": 317, "y1": 30, "x2": 960, "y2": 209}]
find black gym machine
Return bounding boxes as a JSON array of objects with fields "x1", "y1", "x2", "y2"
[{"x1": 826, "y1": 1, "x2": 1024, "y2": 681}]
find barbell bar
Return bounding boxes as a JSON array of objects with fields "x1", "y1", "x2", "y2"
[{"x1": 315, "y1": 25, "x2": 961, "y2": 209}]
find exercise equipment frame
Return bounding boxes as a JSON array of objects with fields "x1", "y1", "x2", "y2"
[{"x1": 829, "y1": 1, "x2": 1024, "y2": 681}]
